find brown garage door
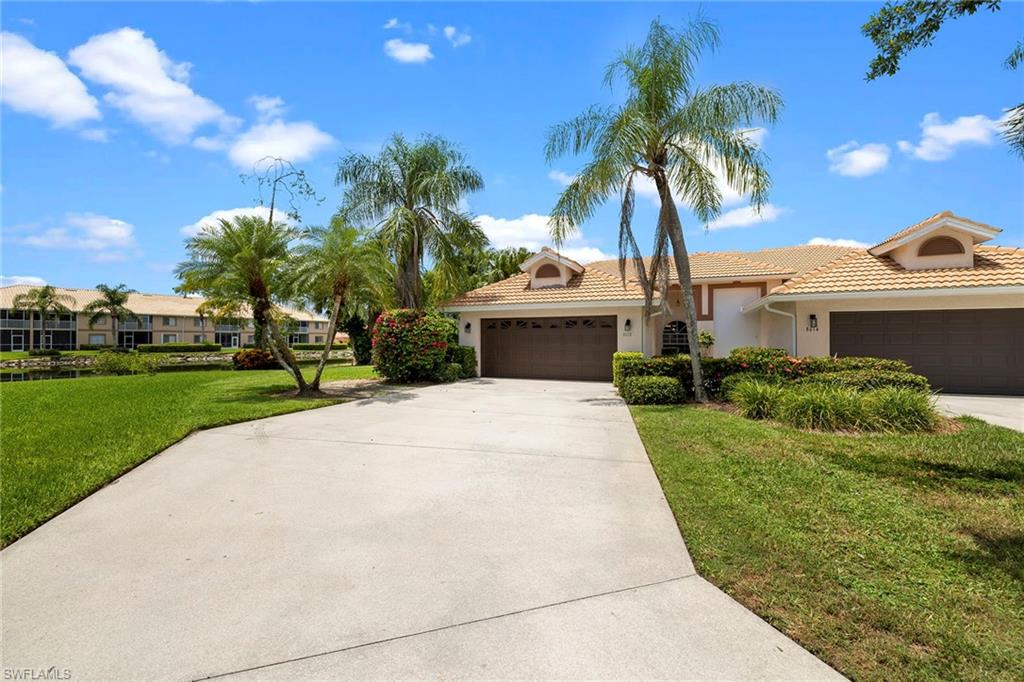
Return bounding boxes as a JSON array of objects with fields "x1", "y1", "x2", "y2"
[
  {"x1": 830, "y1": 309, "x2": 1024, "y2": 395},
  {"x1": 481, "y1": 316, "x2": 617, "y2": 381}
]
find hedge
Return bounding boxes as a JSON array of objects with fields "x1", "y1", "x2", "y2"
[
  {"x1": 445, "y1": 344, "x2": 478, "y2": 380},
  {"x1": 27, "y1": 349, "x2": 61, "y2": 357},
  {"x1": 232, "y1": 348, "x2": 278, "y2": 370},
  {"x1": 372, "y1": 309, "x2": 458, "y2": 382},
  {"x1": 620, "y1": 375, "x2": 686, "y2": 404},
  {"x1": 796, "y1": 369, "x2": 930, "y2": 392},
  {"x1": 136, "y1": 343, "x2": 222, "y2": 353},
  {"x1": 78, "y1": 344, "x2": 120, "y2": 351},
  {"x1": 613, "y1": 352, "x2": 735, "y2": 399},
  {"x1": 290, "y1": 343, "x2": 349, "y2": 351}
]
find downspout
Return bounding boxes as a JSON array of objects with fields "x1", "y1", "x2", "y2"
[{"x1": 764, "y1": 301, "x2": 797, "y2": 356}]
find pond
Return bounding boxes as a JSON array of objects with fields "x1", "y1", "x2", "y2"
[{"x1": 0, "y1": 364, "x2": 232, "y2": 382}]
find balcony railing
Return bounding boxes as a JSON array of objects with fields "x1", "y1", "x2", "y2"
[{"x1": 120, "y1": 318, "x2": 153, "y2": 330}]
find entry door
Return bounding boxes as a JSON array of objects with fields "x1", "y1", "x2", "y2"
[
  {"x1": 712, "y1": 287, "x2": 763, "y2": 355},
  {"x1": 10, "y1": 332, "x2": 24, "y2": 351}
]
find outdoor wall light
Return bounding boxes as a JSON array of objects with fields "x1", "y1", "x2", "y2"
[
  {"x1": 624, "y1": 318, "x2": 632, "y2": 332},
  {"x1": 464, "y1": 322, "x2": 471, "y2": 334},
  {"x1": 809, "y1": 314, "x2": 818, "y2": 330}
]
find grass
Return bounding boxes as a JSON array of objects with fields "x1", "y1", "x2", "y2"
[
  {"x1": 0, "y1": 364, "x2": 376, "y2": 547},
  {"x1": 631, "y1": 404, "x2": 1024, "y2": 681}
]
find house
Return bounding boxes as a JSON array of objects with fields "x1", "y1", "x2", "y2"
[
  {"x1": 0, "y1": 286, "x2": 330, "y2": 351},
  {"x1": 443, "y1": 212, "x2": 1024, "y2": 395}
]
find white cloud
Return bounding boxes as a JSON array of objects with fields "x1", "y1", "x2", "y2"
[
  {"x1": 897, "y1": 112, "x2": 999, "y2": 161},
  {"x1": 826, "y1": 141, "x2": 890, "y2": 177},
  {"x1": 228, "y1": 119, "x2": 335, "y2": 170},
  {"x1": 181, "y1": 206, "x2": 293, "y2": 237},
  {"x1": 548, "y1": 170, "x2": 575, "y2": 186},
  {"x1": 79, "y1": 128, "x2": 109, "y2": 142},
  {"x1": 384, "y1": 38, "x2": 433, "y2": 64},
  {"x1": 68, "y1": 27, "x2": 237, "y2": 144},
  {"x1": 0, "y1": 275, "x2": 46, "y2": 287},
  {"x1": 707, "y1": 203, "x2": 789, "y2": 231},
  {"x1": 805, "y1": 237, "x2": 869, "y2": 248},
  {"x1": 443, "y1": 26, "x2": 472, "y2": 48},
  {"x1": 15, "y1": 213, "x2": 137, "y2": 261},
  {"x1": 743, "y1": 127, "x2": 768, "y2": 147},
  {"x1": 475, "y1": 213, "x2": 612, "y2": 262},
  {"x1": 0, "y1": 31, "x2": 101, "y2": 127},
  {"x1": 383, "y1": 18, "x2": 411, "y2": 32},
  {"x1": 248, "y1": 94, "x2": 285, "y2": 121}
]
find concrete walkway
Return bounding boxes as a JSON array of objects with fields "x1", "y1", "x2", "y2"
[
  {"x1": 935, "y1": 394, "x2": 1023, "y2": 432},
  {"x1": 1, "y1": 379, "x2": 839, "y2": 681}
]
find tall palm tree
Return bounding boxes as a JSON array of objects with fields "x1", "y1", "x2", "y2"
[
  {"x1": 336, "y1": 133, "x2": 487, "y2": 308},
  {"x1": 12, "y1": 285, "x2": 75, "y2": 350},
  {"x1": 546, "y1": 18, "x2": 781, "y2": 402},
  {"x1": 82, "y1": 283, "x2": 140, "y2": 348},
  {"x1": 175, "y1": 215, "x2": 312, "y2": 393},
  {"x1": 290, "y1": 218, "x2": 390, "y2": 390}
]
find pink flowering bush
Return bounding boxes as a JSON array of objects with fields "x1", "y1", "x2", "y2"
[{"x1": 371, "y1": 309, "x2": 458, "y2": 382}]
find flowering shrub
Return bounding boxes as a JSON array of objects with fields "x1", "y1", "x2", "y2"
[
  {"x1": 372, "y1": 309, "x2": 458, "y2": 382},
  {"x1": 232, "y1": 348, "x2": 278, "y2": 370}
]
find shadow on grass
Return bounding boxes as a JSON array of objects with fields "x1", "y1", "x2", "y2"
[
  {"x1": 824, "y1": 448, "x2": 1024, "y2": 495},
  {"x1": 953, "y1": 530, "x2": 1024, "y2": 583}
]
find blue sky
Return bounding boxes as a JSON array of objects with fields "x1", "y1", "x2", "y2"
[{"x1": 2, "y1": 1, "x2": 1022, "y2": 293}]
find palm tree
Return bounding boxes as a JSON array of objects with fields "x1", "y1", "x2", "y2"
[
  {"x1": 82, "y1": 283, "x2": 140, "y2": 348},
  {"x1": 336, "y1": 133, "x2": 487, "y2": 308},
  {"x1": 12, "y1": 285, "x2": 75, "y2": 350},
  {"x1": 290, "y1": 218, "x2": 390, "y2": 390},
  {"x1": 546, "y1": 18, "x2": 781, "y2": 402},
  {"x1": 488, "y1": 246, "x2": 532, "y2": 282},
  {"x1": 175, "y1": 215, "x2": 313, "y2": 394}
]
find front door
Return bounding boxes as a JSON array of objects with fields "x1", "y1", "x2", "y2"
[{"x1": 10, "y1": 332, "x2": 24, "y2": 351}]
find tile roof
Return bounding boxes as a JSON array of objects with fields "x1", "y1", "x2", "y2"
[
  {"x1": 586, "y1": 252, "x2": 795, "y2": 282},
  {"x1": 444, "y1": 268, "x2": 647, "y2": 307},
  {"x1": 0, "y1": 285, "x2": 326, "y2": 321},
  {"x1": 720, "y1": 244, "x2": 858, "y2": 276},
  {"x1": 770, "y1": 246, "x2": 1024, "y2": 296},
  {"x1": 870, "y1": 210, "x2": 1002, "y2": 251}
]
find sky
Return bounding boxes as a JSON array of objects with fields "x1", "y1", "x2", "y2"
[{"x1": 2, "y1": 1, "x2": 1022, "y2": 294}]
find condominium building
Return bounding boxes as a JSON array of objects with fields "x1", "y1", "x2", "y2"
[{"x1": 0, "y1": 285, "x2": 330, "y2": 351}]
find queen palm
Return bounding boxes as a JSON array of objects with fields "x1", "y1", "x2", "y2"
[
  {"x1": 547, "y1": 18, "x2": 781, "y2": 402},
  {"x1": 12, "y1": 285, "x2": 75, "y2": 350},
  {"x1": 290, "y1": 218, "x2": 390, "y2": 391},
  {"x1": 82, "y1": 283, "x2": 140, "y2": 347},
  {"x1": 336, "y1": 133, "x2": 486, "y2": 309},
  {"x1": 175, "y1": 215, "x2": 312, "y2": 394}
]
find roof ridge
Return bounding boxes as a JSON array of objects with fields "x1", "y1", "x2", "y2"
[
  {"x1": 584, "y1": 263, "x2": 647, "y2": 291},
  {"x1": 770, "y1": 249, "x2": 867, "y2": 294}
]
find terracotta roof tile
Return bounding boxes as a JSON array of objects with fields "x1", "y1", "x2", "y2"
[
  {"x1": 444, "y1": 268, "x2": 647, "y2": 307},
  {"x1": 721, "y1": 244, "x2": 858, "y2": 276},
  {"x1": 770, "y1": 246, "x2": 1024, "y2": 296},
  {"x1": 870, "y1": 210, "x2": 1002, "y2": 251},
  {"x1": 587, "y1": 252, "x2": 795, "y2": 282},
  {"x1": 0, "y1": 285, "x2": 326, "y2": 321}
]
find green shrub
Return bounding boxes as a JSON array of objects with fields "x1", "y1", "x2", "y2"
[
  {"x1": 232, "y1": 348, "x2": 278, "y2": 370},
  {"x1": 720, "y1": 371, "x2": 783, "y2": 398},
  {"x1": 796, "y1": 369, "x2": 930, "y2": 392},
  {"x1": 27, "y1": 349, "x2": 61, "y2": 357},
  {"x1": 136, "y1": 342, "x2": 221, "y2": 353},
  {"x1": 372, "y1": 309, "x2": 458, "y2": 383},
  {"x1": 613, "y1": 352, "x2": 735, "y2": 398},
  {"x1": 438, "y1": 362, "x2": 465, "y2": 383},
  {"x1": 776, "y1": 385, "x2": 870, "y2": 431},
  {"x1": 619, "y1": 375, "x2": 686, "y2": 405},
  {"x1": 93, "y1": 351, "x2": 164, "y2": 376},
  {"x1": 78, "y1": 344, "x2": 119, "y2": 351},
  {"x1": 729, "y1": 378, "x2": 785, "y2": 420},
  {"x1": 729, "y1": 346, "x2": 810, "y2": 379},
  {"x1": 291, "y1": 343, "x2": 346, "y2": 351},
  {"x1": 863, "y1": 387, "x2": 939, "y2": 432},
  {"x1": 446, "y1": 344, "x2": 477, "y2": 379},
  {"x1": 345, "y1": 315, "x2": 373, "y2": 365}
]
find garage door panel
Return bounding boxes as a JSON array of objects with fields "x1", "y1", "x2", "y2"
[
  {"x1": 830, "y1": 309, "x2": 1023, "y2": 395},
  {"x1": 482, "y1": 316, "x2": 617, "y2": 381}
]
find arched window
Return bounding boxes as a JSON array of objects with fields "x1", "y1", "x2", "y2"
[
  {"x1": 918, "y1": 236, "x2": 965, "y2": 256},
  {"x1": 661, "y1": 320, "x2": 690, "y2": 355},
  {"x1": 535, "y1": 263, "x2": 560, "y2": 278}
]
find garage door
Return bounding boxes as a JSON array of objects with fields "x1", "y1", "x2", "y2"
[
  {"x1": 830, "y1": 309, "x2": 1024, "y2": 395},
  {"x1": 481, "y1": 316, "x2": 617, "y2": 381}
]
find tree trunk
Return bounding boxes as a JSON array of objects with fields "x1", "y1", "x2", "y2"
[
  {"x1": 112, "y1": 314, "x2": 119, "y2": 348},
  {"x1": 310, "y1": 294, "x2": 343, "y2": 391},
  {"x1": 260, "y1": 306, "x2": 316, "y2": 394},
  {"x1": 654, "y1": 174, "x2": 708, "y2": 403},
  {"x1": 40, "y1": 311, "x2": 47, "y2": 350},
  {"x1": 28, "y1": 309, "x2": 36, "y2": 351}
]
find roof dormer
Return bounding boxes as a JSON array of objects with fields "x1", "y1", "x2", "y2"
[
  {"x1": 869, "y1": 211, "x2": 1001, "y2": 270},
  {"x1": 520, "y1": 247, "x2": 584, "y2": 288}
]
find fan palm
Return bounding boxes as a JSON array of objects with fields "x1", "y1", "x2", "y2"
[
  {"x1": 82, "y1": 283, "x2": 139, "y2": 347},
  {"x1": 290, "y1": 218, "x2": 390, "y2": 390},
  {"x1": 546, "y1": 18, "x2": 782, "y2": 402},
  {"x1": 12, "y1": 285, "x2": 75, "y2": 350},
  {"x1": 336, "y1": 133, "x2": 487, "y2": 308},
  {"x1": 175, "y1": 215, "x2": 312, "y2": 393}
]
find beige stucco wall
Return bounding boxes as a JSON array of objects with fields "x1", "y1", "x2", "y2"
[
  {"x1": 791, "y1": 292, "x2": 1023, "y2": 356},
  {"x1": 455, "y1": 304, "x2": 647, "y2": 374},
  {"x1": 889, "y1": 226, "x2": 974, "y2": 270}
]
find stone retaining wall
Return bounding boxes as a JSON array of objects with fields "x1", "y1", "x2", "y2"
[{"x1": 1, "y1": 349, "x2": 354, "y2": 370}]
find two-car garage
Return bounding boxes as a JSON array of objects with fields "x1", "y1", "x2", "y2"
[
  {"x1": 480, "y1": 316, "x2": 618, "y2": 381},
  {"x1": 830, "y1": 309, "x2": 1024, "y2": 395}
]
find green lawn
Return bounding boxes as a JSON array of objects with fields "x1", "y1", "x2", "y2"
[
  {"x1": 631, "y1": 405, "x2": 1024, "y2": 681},
  {"x1": 0, "y1": 364, "x2": 376, "y2": 546}
]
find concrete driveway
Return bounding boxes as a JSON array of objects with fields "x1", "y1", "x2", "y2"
[
  {"x1": 1, "y1": 379, "x2": 838, "y2": 681},
  {"x1": 935, "y1": 394, "x2": 1023, "y2": 432}
]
